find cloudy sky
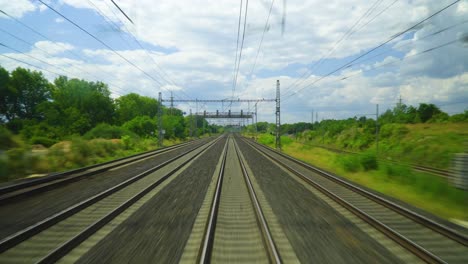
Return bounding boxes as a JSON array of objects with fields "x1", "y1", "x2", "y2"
[{"x1": 0, "y1": 0, "x2": 467, "y2": 123}]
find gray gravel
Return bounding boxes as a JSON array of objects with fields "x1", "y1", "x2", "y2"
[
  {"x1": 236, "y1": 138, "x2": 404, "y2": 264},
  {"x1": 0, "y1": 139, "x2": 211, "y2": 239},
  {"x1": 75, "y1": 138, "x2": 226, "y2": 264}
]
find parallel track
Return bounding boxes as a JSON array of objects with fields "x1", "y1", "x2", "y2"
[
  {"x1": 0, "y1": 136, "x2": 222, "y2": 263},
  {"x1": 242, "y1": 137, "x2": 468, "y2": 264},
  {"x1": 198, "y1": 136, "x2": 281, "y2": 263},
  {"x1": 0, "y1": 138, "x2": 208, "y2": 205}
]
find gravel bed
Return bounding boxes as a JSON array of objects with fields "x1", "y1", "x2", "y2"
[
  {"x1": 236, "y1": 138, "x2": 404, "y2": 264},
  {"x1": 75, "y1": 138, "x2": 226, "y2": 263},
  {"x1": 0, "y1": 139, "x2": 212, "y2": 240}
]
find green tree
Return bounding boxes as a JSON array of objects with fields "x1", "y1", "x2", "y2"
[
  {"x1": 123, "y1": 116, "x2": 157, "y2": 137},
  {"x1": 44, "y1": 76, "x2": 115, "y2": 135},
  {"x1": 0, "y1": 67, "x2": 51, "y2": 123},
  {"x1": 115, "y1": 93, "x2": 159, "y2": 124},
  {"x1": 417, "y1": 103, "x2": 443, "y2": 123}
]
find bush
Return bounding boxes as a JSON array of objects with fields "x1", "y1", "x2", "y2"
[
  {"x1": 30, "y1": 136, "x2": 56, "y2": 148},
  {"x1": 382, "y1": 163, "x2": 413, "y2": 182},
  {"x1": 84, "y1": 123, "x2": 136, "y2": 140},
  {"x1": 0, "y1": 126, "x2": 19, "y2": 150},
  {"x1": 336, "y1": 155, "x2": 360, "y2": 172},
  {"x1": 360, "y1": 153, "x2": 378, "y2": 171},
  {"x1": 258, "y1": 134, "x2": 275, "y2": 146},
  {"x1": 0, "y1": 155, "x2": 8, "y2": 181},
  {"x1": 122, "y1": 116, "x2": 157, "y2": 137}
]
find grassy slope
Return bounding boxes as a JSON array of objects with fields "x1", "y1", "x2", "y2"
[
  {"x1": 306, "y1": 122, "x2": 468, "y2": 169},
  {"x1": 252, "y1": 131, "x2": 467, "y2": 221}
]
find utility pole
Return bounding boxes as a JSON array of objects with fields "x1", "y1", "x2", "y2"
[
  {"x1": 189, "y1": 109, "x2": 193, "y2": 138},
  {"x1": 275, "y1": 80, "x2": 281, "y2": 151},
  {"x1": 376, "y1": 104, "x2": 379, "y2": 156},
  {"x1": 170, "y1": 92, "x2": 174, "y2": 115},
  {"x1": 195, "y1": 99, "x2": 198, "y2": 138},
  {"x1": 158, "y1": 92, "x2": 163, "y2": 148},
  {"x1": 255, "y1": 102, "x2": 258, "y2": 139}
]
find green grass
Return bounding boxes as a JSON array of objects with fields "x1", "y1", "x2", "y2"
[
  {"x1": 270, "y1": 140, "x2": 467, "y2": 221},
  {"x1": 303, "y1": 122, "x2": 468, "y2": 169}
]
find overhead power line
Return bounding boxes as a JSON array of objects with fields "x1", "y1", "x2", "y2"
[
  {"x1": 99, "y1": 0, "x2": 193, "y2": 102},
  {"x1": 249, "y1": 0, "x2": 275, "y2": 78},
  {"x1": 282, "y1": 0, "x2": 387, "y2": 97},
  {"x1": 283, "y1": 0, "x2": 462, "y2": 100},
  {"x1": 0, "y1": 53, "x2": 123, "y2": 96},
  {"x1": 231, "y1": 0, "x2": 244, "y2": 101},
  {"x1": 110, "y1": 0, "x2": 134, "y2": 24},
  {"x1": 230, "y1": 0, "x2": 249, "y2": 110},
  {"x1": 37, "y1": 0, "x2": 166, "y2": 88},
  {"x1": 0, "y1": 9, "x2": 143, "y2": 96}
]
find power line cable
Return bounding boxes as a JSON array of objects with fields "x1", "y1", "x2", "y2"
[
  {"x1": 98, "y1": 0, "x2": 193, "y2": 102},
  {"x1": 0, "y1": 42, "x2": 128, "y2": 95},
  {"x1": 37, "y1": 0, "x2": 167, "y2": 89},
  {"x1": 342, "y1": 19, "x2": 468, "y2": 70},
  {"x1": 228, "y1": 0, "x2": 244, "y2": 112},
  {"x1": 283, "y1": 0, "x2": 461, "y2": 100},
  {"x1": 0, "y1": 9, "x2": 142, "y2": 96},
  {"x1": 282, "y1": 0, "x2": 385, "y2": 96},
  {"x1": 109, "y1": 0, "x2": 134, "y2": 24},
  {"x1": 249, "y1": 0, "x2": 275, "y2": 78},
  {"x1": 0, "y1": 53, "x2": 123, "y2": 96},
  {"x1": 230, "y1": 0, "x2": 249, "y2": 111},
  {"x1": 0, "y1": 27, "x2": 130, "y2": 94}
]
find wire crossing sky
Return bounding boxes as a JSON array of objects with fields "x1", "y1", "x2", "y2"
[{"x1": 0, "y1": 0, "x2": 467, "y2": 122}]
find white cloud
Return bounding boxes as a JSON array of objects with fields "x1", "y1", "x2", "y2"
[
  {"x1": 0, "y1": 0, "x2": 36, "y2": 18},
  {"x1": 1, "y1": 0, "x2": 467, "y2": 123}
]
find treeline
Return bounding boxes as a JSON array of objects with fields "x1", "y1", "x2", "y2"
[
  {"x1": 248, "y1": 103, "x2": 467, "y2": 136},
  {"x1": 0, "y1": 66, "x2": 220, "y2": 147}
]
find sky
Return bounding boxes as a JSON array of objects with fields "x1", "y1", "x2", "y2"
[{"x1": 0, "y1": 0, "x2": 467, "y2": 124}]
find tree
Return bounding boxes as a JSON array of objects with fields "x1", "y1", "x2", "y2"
[
  {"x1": 46, "y1": 76, "x2": 115, "y2": 134},
  {"x1": 417, "y1": 103, "x2": 443, "y2": 123},
  {"x1": 0, "y1": 67, "x2": 51, "y2": 122},
  {"x1": 122, "y1": 116, "x2": 157, "y2": 137},
  {"x1": 115, "y1": 93, "x2": 159, "y2": 124},
  {"x1": 0, "y1": 66, "x2": 11, "y2": 123}
]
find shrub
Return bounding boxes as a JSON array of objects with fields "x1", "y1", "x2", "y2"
[
  {"x1": 360, "y1": 153, "x2": 378, "y2": 171},
  {"x1": 258, "y1": 134, "x2": 275, "y2": 146},
  {"x1": 122, "y1": 116, "x2": 157, "y2": 137},
  {"x1": 0, "y1": 126, "x2": 19, "y2": 150},
  {"x1": 0, "y1": 155, "x2": 8, "y2": 181},
  {"x1": 84, "y1": 123, "x2": 136, "y2": 140},
  {"x1": 121, "y1": 135, "x2": 132, "y2": 149},
  {"x1": 382, "y1": 163, "x2": 413, "y2": 182},
  {"x1": 336, "y1": 155, "x2": 360, "y2": 172},
  {"x1": 30, "y1": 136, "x2": 56, "y2": 148}
]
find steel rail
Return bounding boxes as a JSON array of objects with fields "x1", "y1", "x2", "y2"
[
  {"x1": 0, "y1": 137, "x2": 221, "y2": 254},
  {"x1": 246, "y1": 138, "x2": 468, "y2": 247},
  {"x1": 35, "y1": 136, "x2": 224, "y2": 264},
  {"x1": 0, "y1": 138, "x2": 207, "y2": 204},
  {"x1": 198, "y1": 138, "x2": 229, "y2": 264},
  {"x1": 242, "y1": 138, "x2": 445, "y2": 264},
  {"x1": 233, "y1": 139, "x2": 282, "y2": 264}
]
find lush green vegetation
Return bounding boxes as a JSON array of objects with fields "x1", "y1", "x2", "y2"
[
  {"x1": 0, "y1": 66, "x2": 222, "y2": 182},
  {"x1": 246, "y1": 111, "x2": 468, "y2": 220},
  {"x1": 246, "y1": 103, "x2": 468, "y2": 169}
]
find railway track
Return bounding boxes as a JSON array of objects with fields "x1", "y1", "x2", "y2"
[
  {"x1": 0, "y1": 138, "x2": 210, "y2": 205},
  {"x1": 241, "y1": 136, "x2": 468, "y2": 264},
  {"x1": 0, "y1": 136, "x2": 223, "y2": 263},
  {"x1": 197, "y1": 136, "x2": 281, "y2": 263}
]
